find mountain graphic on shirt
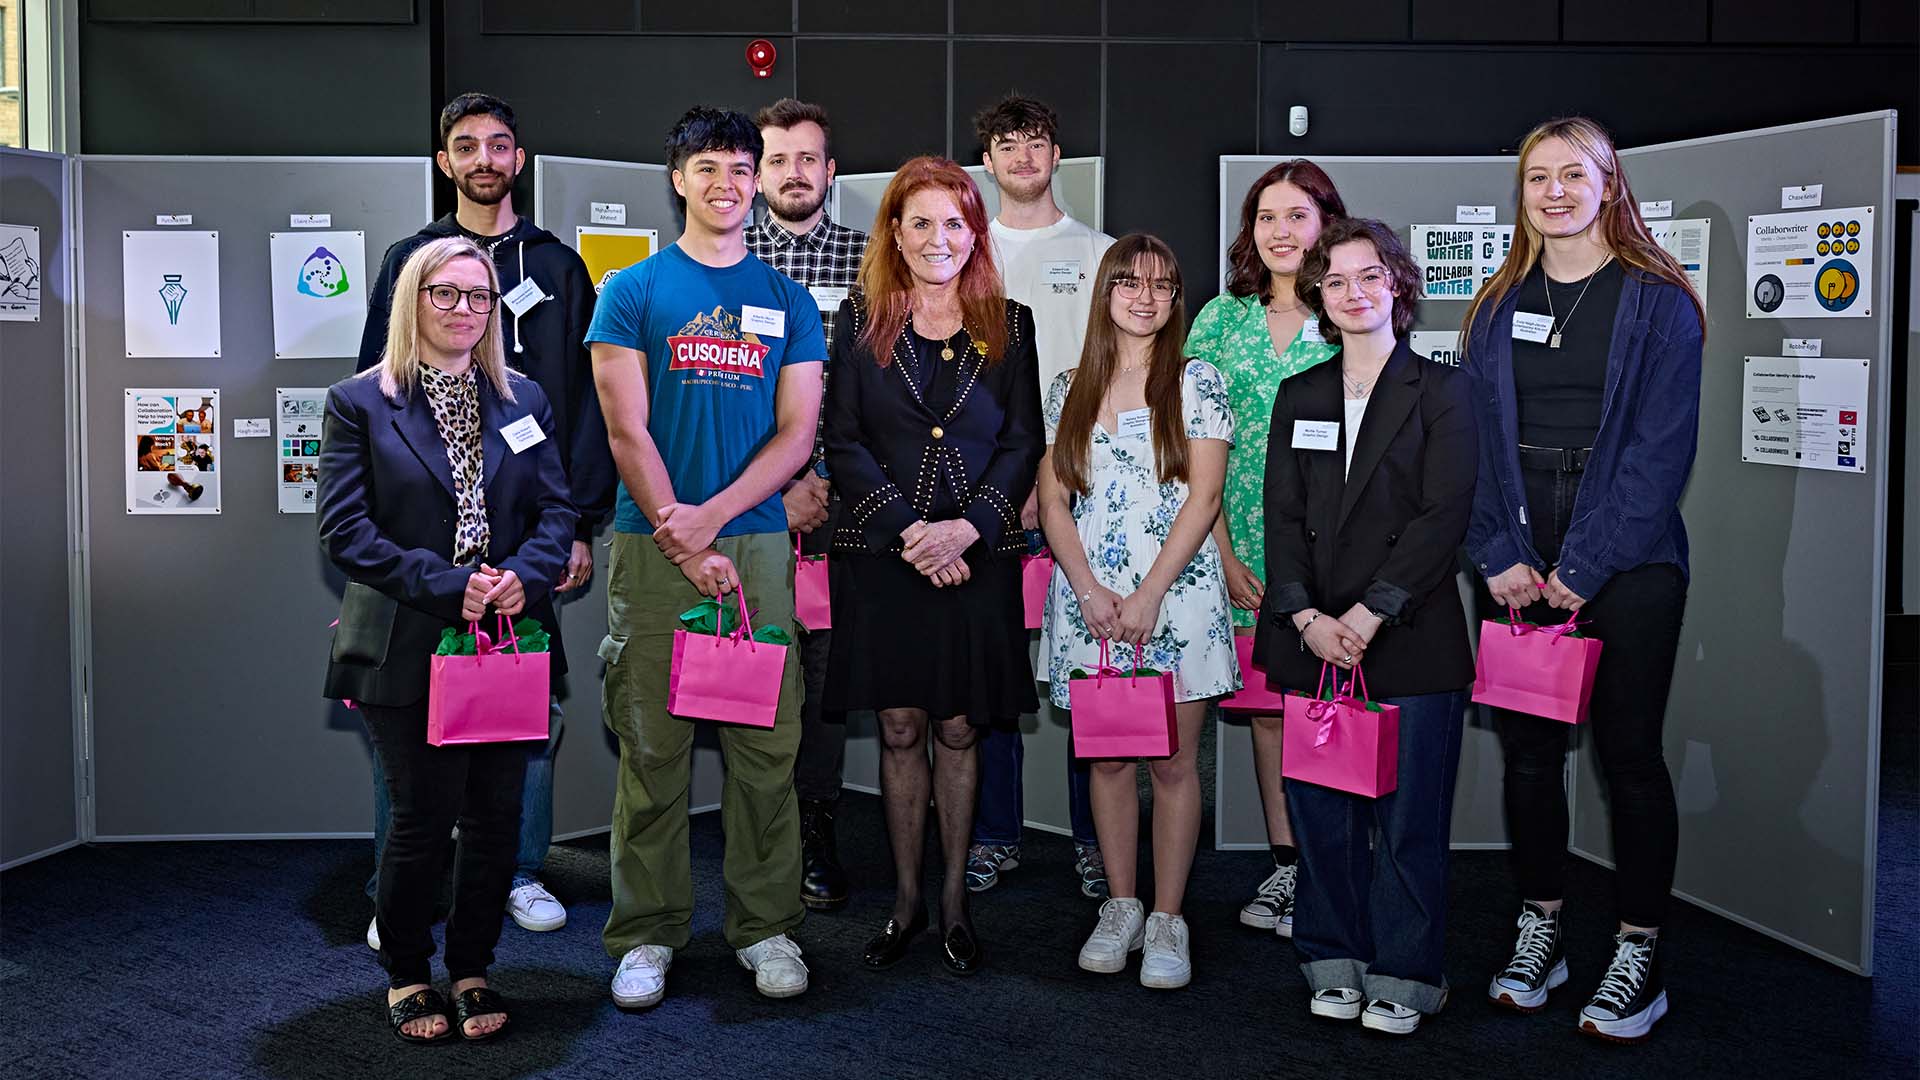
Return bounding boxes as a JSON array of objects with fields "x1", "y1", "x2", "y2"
[{"x1": 668, "y1": 305, "x2": 770, "y2": 376}]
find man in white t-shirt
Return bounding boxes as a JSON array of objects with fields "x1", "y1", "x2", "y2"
[{"x1": 965, "y1": 94, "x2": 1113, "y2": 903}]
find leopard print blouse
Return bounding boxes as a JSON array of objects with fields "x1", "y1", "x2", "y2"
[{"x1": 419, "y1": 365, "x2": 490, "y2": 566}]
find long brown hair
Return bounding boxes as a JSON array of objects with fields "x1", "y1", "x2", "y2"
[
  {"x1": 856, "y1": 156, "x2": 1007, "y2": 365},
  {"x1": 1462, "y1": 116, "x2": 1705, "y2": 340},
  {"x1": 1295, "y1": 218, "x2": 1423, "y2": 343},
  {"x1": 1052, "y1": 235, "x2": 1191, "y2": 495},
  {"x1": 1224, "y1": 160, "x2": 1348, "y2": 305}
]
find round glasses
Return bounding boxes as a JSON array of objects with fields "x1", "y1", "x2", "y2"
[
  {"x1": 1316, "y1": 268, "x2": 1391, "y2": 298},
  {"x1": 420, "y1": 284, "x2": 499, "y2": 313},
  {"x1": 1112, "y1": 276, "x2": 1179, "y2": 302}
]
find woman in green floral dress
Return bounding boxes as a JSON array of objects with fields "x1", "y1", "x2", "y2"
[{"x1": 1185, "y1": 159, "x2": 1348, "y2": 939}]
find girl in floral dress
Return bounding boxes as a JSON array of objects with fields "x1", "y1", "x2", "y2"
[{"x1": 1036, "y1": 234, "x2": 1235, "y2": 990}]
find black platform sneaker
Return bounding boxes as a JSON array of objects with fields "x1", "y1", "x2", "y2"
[
  {"x1": 1578, "y1": 931, "x2": 1667, "y2": 1042},
  {"x1": 1487, "y1": 901, "x2": 1568, "y2": 1012}
]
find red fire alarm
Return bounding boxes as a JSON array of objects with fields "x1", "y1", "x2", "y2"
[{"x1": 746, "y1": 39, "x2": 777, "y2": 79}]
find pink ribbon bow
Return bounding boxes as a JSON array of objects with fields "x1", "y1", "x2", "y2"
[
  {"x1": 1505, "y1": 607, "x2": 1587, "y2": 644},
  {"x1": 1306, "y1": 663, "x2": 1371, "y2": 748}
]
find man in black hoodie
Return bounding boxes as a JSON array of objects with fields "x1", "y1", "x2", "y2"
[{"x1": 355, "y1": 91, "x2": 614, "y2": 945}]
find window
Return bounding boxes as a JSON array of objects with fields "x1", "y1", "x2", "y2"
[{"x1": 0, "y1": 0, "x2": 22, "y2": 148}]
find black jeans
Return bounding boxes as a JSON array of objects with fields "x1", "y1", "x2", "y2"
[
  {"x1": 362, "y1": 700, "x2": 527, "y2": 989},
  {"x1": 795, "y1": 497, "x2": 848, "y2": 803},
  {"x1": 1488, "y1": 465, "x2": 1685, "y2": 928}
]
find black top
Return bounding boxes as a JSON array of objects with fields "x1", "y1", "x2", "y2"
[{"x1": 1511, "y1": 259, "x2": 1624, "y2": 450}]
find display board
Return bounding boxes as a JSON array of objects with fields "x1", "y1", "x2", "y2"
[
  {"x1": 0, "y1": 149, "x2": 83, "y2": 867},
  {"x1": 76, "y1": 156, "x2": 433, "y2": 839},
  {"x1": 830, "y1": 157, "x2": 1105, "y2": 239},
  {"x1": 534, "y1": 154, "x2": 726, "y2": 830},
  {"x1": 1582, "y1": 113, "x2": 1894, "y2": 975},
  {"x1": 1214, "y1": 154, "x2": 1519, "y2": 852}
]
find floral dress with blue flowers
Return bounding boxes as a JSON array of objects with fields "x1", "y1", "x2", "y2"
[{"x1": 1040, "y1": 359, "x2": 1241, "y2": 708}]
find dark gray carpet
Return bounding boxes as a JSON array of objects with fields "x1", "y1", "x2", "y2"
[{"x1": 1, "y1": 696, "x2": 1913, "y2": 1079}]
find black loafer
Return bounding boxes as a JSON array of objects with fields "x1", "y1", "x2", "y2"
[
  {"x1": 940, "y1": 923, "x2": 982, "y2": 975},
  {"x1": 862, "y1": 909, "x2": 928, "y2": 968}
]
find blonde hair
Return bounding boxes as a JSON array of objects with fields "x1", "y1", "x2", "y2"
[
  {"x1": 365, "y1": 236, "x2": 516, "y2": 403},
  {"x1": 1462, "y1": 116, "x2": 1704, "y2": 341}
]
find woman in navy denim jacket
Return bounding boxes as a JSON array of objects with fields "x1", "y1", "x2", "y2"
[{"x1": 1459, "y1": 117, "x2": 1704, "y2": 1044}]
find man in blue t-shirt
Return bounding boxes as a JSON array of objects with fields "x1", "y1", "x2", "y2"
[{"x1": 588, "y1": 107, "x2": 825, "y2": 1009}]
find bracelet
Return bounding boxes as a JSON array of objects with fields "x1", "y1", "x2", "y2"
[
  {"x1": 1296, "y1": 611, "x2": 1320, "y2": 651},
  {"x1": 1079, "y1": 588, "x2": 1096, "y2": 604}
]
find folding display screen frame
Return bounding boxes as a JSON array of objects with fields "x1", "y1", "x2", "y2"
[{"x1": 1215, "y1": 111, "x2": 1895, "y2": 974}]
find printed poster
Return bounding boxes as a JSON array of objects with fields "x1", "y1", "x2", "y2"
[
  {"x1": 1648, "y1": 218, "x2": 1711, "y2": 296},
  {"x1": 1409, "y1": 330, "x2": 1464, "y2": 367},
  {"x1": 127, "y1": 389, "x2": 221, "y2": 513},
  {"x1": 0, "y1": 223, "x2": 42, "y2": 322},
  {"x1": 269, "y1": 230, "x2": 367, "y2": 358},
  {"x1": 1410, "y1": 225, "x2": 1513, "y2": 301},
  {"x1": 1740, "y1": 356, "x2": 1868, "y2": 474},
  {"x1": 276, "y1": 388, "x2": 327, "y2": 513},
  {"x1": 123, "y1": 231, "x2": 222, "y2": 357},
  {"x1": 1745, "y1": 207, "x2": 1874, "y2": 319},
  {"x1": 576, "y1": 227, "x2": 657, "y2": 293}
]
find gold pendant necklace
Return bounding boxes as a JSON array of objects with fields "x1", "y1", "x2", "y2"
[{"x1": 940, "y1": 345, "x2": 955, "y2": 361}]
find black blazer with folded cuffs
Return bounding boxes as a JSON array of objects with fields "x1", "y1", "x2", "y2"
[
  {"x1": 1253, "y1": 340, "x2": 1478, "y2": 699},
  {"x1": 318, "y1": 369, "x2": 577, "y2": 708}
]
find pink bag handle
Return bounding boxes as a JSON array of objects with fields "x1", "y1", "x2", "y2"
[
  {"x1": 1306, "y1": 661, "x2": 1369, "y2": 749},
  {"x1": 466, "y1": 613, "x2": 524, "y2": 663},
  {"x1": 718, "y1": 586, "x2": 758, "y2": 652},
  {"x1": 1092, "y1": 640, "x2": 1147, "y2": 685},
  {"x1": 1506, "y1": 607, "x2": 1585, "y2": 644}
]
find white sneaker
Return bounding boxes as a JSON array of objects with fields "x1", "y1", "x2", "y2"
[
  {"x1": 1309, "y1": 987, "x2": 1364, "y2": 1020},
  {"x1": 1077, "y1": 897, "x2": 1147, "y2": 974},
  {"x1": 1361, "y1": 998, "x2": 1423, "y2": 1035},
  {"x1": 508, "y1": 879, "x2": 568, "y2": 931},
  {"x1": 1138, "y1": 912, "x2": 1192, "y2": 990},
  {"x1": 366, "y1": 915, "x2": 380, "y2": 952},
  {"x1": 736, "y1": 933, "x2": 809, "y2": 999},
  {"x1": 611, "y1": 943, "x2": 674, "y2": 1008}
]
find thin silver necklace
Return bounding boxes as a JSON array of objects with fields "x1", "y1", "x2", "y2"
[{"x1": 1543, "y1": 254, "x2": 1614, "y2": 349}]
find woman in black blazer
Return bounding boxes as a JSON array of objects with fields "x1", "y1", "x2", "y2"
[
  {"x1": 822, "y1": 157, "x2": 1042, "y2": 975},
  {"x1": 319, "y1": 236, "x2": 575, "y2": 1044},
  {"x1": 1253, "y1": 218, "x2": 1477, "y2": 1036}
]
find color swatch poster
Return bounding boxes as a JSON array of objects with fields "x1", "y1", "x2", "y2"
[
  {"x1": 0, "y1": 223, "x2": 42, "y2": 322},
  {"x1": 1740, "y1": 356, "x2": 1868, "y2": 473},
  {"x1": 1410, "y1": 225, "x2": 1513, "y2": 300},
  {"x1": 123, "y1": 231, "x2": 222, "y2": 357},
  {"x1": 127, "y1": 388, "x2": 221, "y2": 514},
  {"x1": 269, "y1": 231, "x2": 367, "y2": 358},
  {"x1": 576, "y1": 227, "x2": 657, "y2": 293},
  {"x1": 1745, "y1": 207, "x2": 1874, "y2": 319},
  {"x1": 275, "y1": 387, "x2": 326, "y2": 513}
]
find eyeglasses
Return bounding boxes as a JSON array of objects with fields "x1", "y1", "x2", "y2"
[
  {"x1": 1315, "y1": 268, "x2": 1391, "y2": 297},
  {"x1": 1112, "y1": 277, "x2": 1179, "y2": 302},
  {"x1": 420, "y1": 284, "x2": 499, "y2": 313}
]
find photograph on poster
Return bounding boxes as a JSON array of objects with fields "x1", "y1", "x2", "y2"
[
  {"x1": 275, "y1": 387, "x2": 327, "y2": 513},
  {"x1": 127, "y1": 389, "x2": 222, "y2": 513},
  {"x1": 123, "y1": 231, "x2": 223, "y2": 357},
  {"x1": 1745, "y1": 207, "x2": 1874, "y2": 319},
  {"x1": 1410, "y1": 224, "x2": 1513, "y2": 300},
  {"x1": 1649, "y1": 218, "x2": 1712, "y2": 295},
  {"x1": 268, "y1": 231, "x2": 367, "y2": 358},
  {"x1": 1740, "y1": 356, "x2": 1869, "y2": 474},
  {"x1": 0, "y1": 223, "x2": 42, "y2": 322},
  {"x1": 575, "y1": 226, "x2": 657, "y2": 293}
]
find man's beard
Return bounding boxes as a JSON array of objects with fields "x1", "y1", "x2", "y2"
[
  {"x1": 767, "y1": 183, "x2": 827, "y2": 223},
  {"x1": 456, "y1": 168, "x2": 515, "y2": 207}
]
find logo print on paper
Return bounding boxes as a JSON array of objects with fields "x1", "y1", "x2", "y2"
[
  {"x1": 666, "y1": 306, "x2": 769, "y2": 378},
  {"x1": 158, "y1": 275, "x2": 189, "y2": 325},
  {"x1": 296, "y1": 246, "x2": 352, "y2": 298}
]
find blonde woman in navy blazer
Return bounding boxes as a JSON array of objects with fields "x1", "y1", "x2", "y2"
[{"x1": 320, "y1": 236, "x2": 575, "y2": 1044}]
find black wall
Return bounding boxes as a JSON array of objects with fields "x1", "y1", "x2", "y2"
[{"x1": 80, "y1": 0, "x2": 1919, "y2": 304}]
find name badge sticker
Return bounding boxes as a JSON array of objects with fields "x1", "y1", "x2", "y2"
[
  {"x1": 500, "y1": 414, "x2": 547, "y2": 455},
  {"x1": 502, "y1": 277, "x2": 547, "y2": 318},
  {"x1": 808, "y1": 285, "x2": 849, "y2": 313},
  {"x1": 1116, "y1": 407, "x2": 1152, "y2": 439},
  {"x1": 1042, "y1": 260, "x2": 1080, "y2": 284},
  {"x1": 741, "y1": 305, "x2": 786, "y2": 337},
  {"x1": 1297, "y1": 319, "x2": 1327, "y2": 345},
  {"x1": 1511, "y1": 311, "x2": 1554, "y2": 343},
  {"x1": 1292, "y1": 420, "x2": 1340, "y2": 451}
]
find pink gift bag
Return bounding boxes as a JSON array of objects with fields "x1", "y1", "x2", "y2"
[
  {"x1": 427, "y1": 615, "x2": 551, "y2": 746},
  {"x1": 1022, "y1": 553, "x2": 1053, "y2": 630},
  {"x1": 669, "y1": 588, "x2": 787, "y2": 728},
  {"x1": 1471, "y1": 609, "x2": 1604, "y2": 725},
  {"x1": 1282, "y1": 664, "x2": 1399, "y2": 797},
  {"x1": 794, "y1": 533, "x2": 831, "y2": 631},
  {"x1": 1069, "y1": 640, "x2": 1178, "y2": 759},
  {"x1": 1219, "y1": 635, "x2": 1288, "y2": 714}
]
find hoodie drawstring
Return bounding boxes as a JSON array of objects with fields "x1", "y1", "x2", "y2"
[{"x1": 512, "y1": 239, "x2": 525, "y2": 355}]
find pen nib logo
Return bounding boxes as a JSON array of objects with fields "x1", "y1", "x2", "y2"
[{"x1": 158, "y1": 275, "x2": 189, "y2": 325}]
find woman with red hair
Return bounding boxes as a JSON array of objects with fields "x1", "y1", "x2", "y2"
[{"x1": 822, "y1": 156, "x2": 1043, "y2": 975}]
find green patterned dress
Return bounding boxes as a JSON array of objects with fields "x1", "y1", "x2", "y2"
[{"x1": 1185, "y1": 293, "x2": 1338, "y2": 627}]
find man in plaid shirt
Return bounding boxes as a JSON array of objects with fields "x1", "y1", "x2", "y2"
[{"x1": 743, "y1": 98, "x2": 869, "y2": 914}]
